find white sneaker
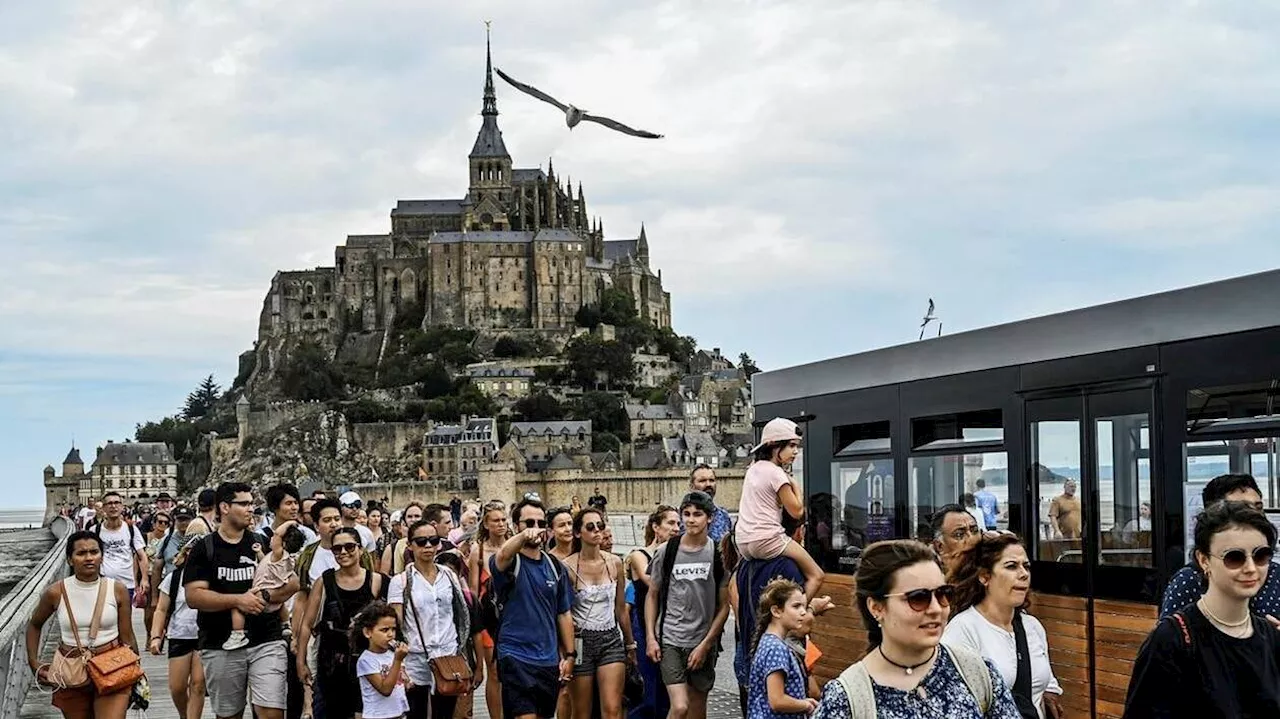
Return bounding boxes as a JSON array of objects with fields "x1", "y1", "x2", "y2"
[{"x1": 222, "y1": 630, "x2": 249, "y2": 651}]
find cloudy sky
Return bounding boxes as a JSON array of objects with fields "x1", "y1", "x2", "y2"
[{"x1": 4, "y1": 1, "x2": 1279, "y2": 507}]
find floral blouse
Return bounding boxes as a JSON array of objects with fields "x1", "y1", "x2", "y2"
[{"x1": 812, "y1": 645, "x2": 1021, "y2": 719}]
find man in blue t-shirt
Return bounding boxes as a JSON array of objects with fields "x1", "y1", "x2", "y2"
[
  {"x1": 973, "y1": 479, "x2": 999, "y2": 529},
  {"x1": 489, "y1": 497, "x2": 575, "y2": 719}
]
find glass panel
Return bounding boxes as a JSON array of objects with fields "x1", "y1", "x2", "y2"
[
  {"x1": 1032, "y1": 420, "x2": 1083, "y2": 563},
  {"x1": 908, "y1": 452, "x2": 1009, "y2": 534},
  {"x1": 1184, "y1": 436, "x2": 1280, "y2": 560},
  {"x1": 1096, "y1": 412, "x2": 1152, "y2": 568},
  {"x1": 814, "y1": 458, "x2": 897, "y2": 573}
]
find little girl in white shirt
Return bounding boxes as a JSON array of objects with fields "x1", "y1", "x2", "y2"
[{"x1": 352, "y1": 601, "x2": 410, "y2": 719}]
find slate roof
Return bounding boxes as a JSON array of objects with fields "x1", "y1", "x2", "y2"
[
  {"x1": 632, "y1": 448, "x2": 670, "y2": 470},
  {"x1": 393, "y1": 200, "x2": 465, "y2": 217},
  {"x1": 426, "y1": 418, "x2": 496, "y2": 444},
  {"x1": 545, "y1": 453, "x2": 579, "y2": 470},
  {"x1": 512, "y1": 168, "x2": 547, "y2": 183},
  {"x1": 345, "y1": 234, "x2": 392, "y2": 247},
  {"x1": 95, "y1": 442, "x2": 174, "y2": 466},
  {"x1": 603, "y1": 239, "x2": 638, "y2": 261},
  {"x1": 471, "y1": 113, "x2": 510, "y2": 158},
  {"x1": 535, "y1": 228, "x2": 583, "y2": 243},
  {"x1": 63, "y1": 447, "x2": 83, "y2": 465},
  {"x1": 510, "y1": 420, "x2": 592, "y2": 436},
  {"x1": 626, "y1": 403, "x2": 682, "y2": 420},
  {"x1": 464, "y1": 367, "x2": 535, "y2": 378}
]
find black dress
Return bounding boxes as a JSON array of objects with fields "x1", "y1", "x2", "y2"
[{"x1": 317, "y1": 569, "x2": 388, "y2": 719}]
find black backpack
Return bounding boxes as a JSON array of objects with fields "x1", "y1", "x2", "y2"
[
  {"x1": 654, "y1": 534, "x2": 725, "y2": 644},
  {"x1": 477, "y1": 549, "x2": 563, "y2": 639}
]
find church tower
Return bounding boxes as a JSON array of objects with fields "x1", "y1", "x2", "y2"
[{"x1": 465, "y1": 24, "x2": 512, "y2": 232}]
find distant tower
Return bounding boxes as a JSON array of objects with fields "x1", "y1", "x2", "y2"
[
  {"x1": 465, "y1": 22, "x2": 512, "y2": 232},
  {"x1": 62, "y1": 446, "x2": 84, "y2": 479},
  {"x1": 236, "y1": 394, "x2": 252, "y2": 448},
  {"x1": 636, "y1": 223, "x2": 650, "y2": 268}
]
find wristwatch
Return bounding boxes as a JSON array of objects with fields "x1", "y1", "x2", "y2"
[{"x1": 563, "y1": 651, "x2": 578, "y2": 659}]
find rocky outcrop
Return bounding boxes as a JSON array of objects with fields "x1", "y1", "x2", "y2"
[{"x1": 210, "y1": 409, "x2": 427, "y2": 490}]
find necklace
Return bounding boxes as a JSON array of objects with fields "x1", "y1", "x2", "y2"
[
  {"x1": 1198, "y1": 599, "x2": 1250, "y2": 628},
  {"x1": 879, "y1": 645, "x2": 937, "y2": 675}
]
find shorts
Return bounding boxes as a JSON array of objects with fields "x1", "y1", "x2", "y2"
[
  {"x1": 169, "y1": 638, "x2": 199, "y2": 659},
  {"x1": 738, "y1": 535, "x2": 791, "y2": 562},
  {"x1": 659, "y1": 643, "x2": 717, "y2": 693},
  {"x1": 574, "y1": 627, "x2": 626, "y2": 676},
  {"x1": 498, "y1": 656, "x2": 560, "y2": 719},
  {"x1": 201, "y1": 640, "x2": 288, "y2": 716}
]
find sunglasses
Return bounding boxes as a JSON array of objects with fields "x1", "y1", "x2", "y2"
[
  {"x1": 410, "y1": 536, "x2": 442, "y2": 548},
  {"x1": 521, "y1": 519, "x2": 548, "y2": 529},
  {"x1": 582, "y1": 521, "x2": 606, "y2": 533},
  {"x1": 343, "y1": 501, "x2": 363, "y2": 510},
  {"x1": 332, "y1": 542, "x2": 361, "y2": 555},
  {"x1": 883, "y1": 585, "x2": 955, "y2": 612},
  {"x1": 948, "y1": 526, "x2": 982, "y2": 541},
  {"x1": 1213, "y1": 546, "x2": 1275, "y2": 570}
]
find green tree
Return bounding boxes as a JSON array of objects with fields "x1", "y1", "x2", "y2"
[
  {"x1": 569, "y1": 392, "x2": 629, "y2": 439},
  {"x1": 493, "y1": 335, "x2": 535, "y2": 358},
  {"x1": 514, "y1": 392, "x2": 564, "y2": 422},
  {"x1": 574, "y1": 304, "x2": 602, "y2": 330},
  {"x1": 439, "y1": 341, "x2": 479, "y2": 368},
  {"x1": 599, "y1": 288, "x2": 638, "y2": 326},
  {"x1": 565, "y1": 336, "x2": 635, "y2": 390},
  {"x1": 280, "y1": 342, "x2": 343, "y2": 401},
  {"x1": 739, "y1": 352, "x2": 761, "y2": 378},
  {"x1": 183, "y1": 375, "x2": 221, "y2": 420},
  {"x1": 135, "y1": 417, "x2": 201, "y2": 461},
  {"x1": 418, "y1": 361, "x2": 453, "y2": 399},
  {"x1": 593, "y1": 431, "x2": 621, "y2": 453}
]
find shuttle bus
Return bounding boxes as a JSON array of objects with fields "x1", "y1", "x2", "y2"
[{"x1": 752, "y1": 269, "x2": 1280, "y2": 719}]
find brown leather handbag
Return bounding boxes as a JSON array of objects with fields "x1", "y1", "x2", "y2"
[
  {"x1": 83, "y1": 579, "x2": 144, "y2": 694},
  {"x1": 428, "y1": 655, "x2": 473, "y2": 697},
  {"x1": 47, "y1": 581, "x2": 94, "y2": 689}
]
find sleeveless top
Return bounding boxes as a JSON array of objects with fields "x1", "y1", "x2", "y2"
[
  {"x1": 572, "y1": 557, "x2": 617, "y2": 632},
  {"x1": 318, "y1": 569, "x2": 386, "y2": 660},
  {"x1": 58, "y1": 577, "x2": 120, "y2": 647}
]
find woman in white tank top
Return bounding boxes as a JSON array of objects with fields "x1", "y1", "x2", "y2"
[{"x1": 26, "y1": 530, "x2": 139, "y2": 719}]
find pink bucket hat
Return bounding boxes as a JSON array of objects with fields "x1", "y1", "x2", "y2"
[{"x1": 751, "y1": 417, "x2": 802, "y2": 454}]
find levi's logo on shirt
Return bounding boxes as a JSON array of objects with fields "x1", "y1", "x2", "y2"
[{"x1": 672, "y1": 562, "x2": 711, "y2": 580}]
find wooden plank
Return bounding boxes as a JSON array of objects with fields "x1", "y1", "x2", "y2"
[
  {"x1": 1030, "y1": 592, "x2": 1087, "y2": 610},
  {"x1": 1094, "y1": 598, "x2": 1157, "y2": 618}
]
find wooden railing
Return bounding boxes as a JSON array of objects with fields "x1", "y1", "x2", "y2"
[
  {"x1": 0, "y1": 518, "x2": 73, "y2": 719},
  {"x1": 805, "y1": 575, "x2": 1157, "y2": 719}
]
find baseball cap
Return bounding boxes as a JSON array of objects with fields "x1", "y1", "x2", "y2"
[
  {"x1": 173, "y1": 505, "x2": 195, "y2": 519},
  {"x1": 339, "y1": 491, "x2": 362, "y2": 508},
  {"x1": 751, "y1": 417, "x2": 802, "y2": 454},
  {"x1": 680, "y1": 491, "x2": 716, "y2": 515},
  {"x1": 156, "y1": 492, "x2": 174, "y2": 502}
]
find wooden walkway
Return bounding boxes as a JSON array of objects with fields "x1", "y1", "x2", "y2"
[{"x1": 21, "y1": 613, "x2": 211, "y2": 719}]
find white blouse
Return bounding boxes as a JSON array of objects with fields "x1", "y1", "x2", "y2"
[{"x1": 943, "y1": 606, "x2": 1062, "y2": 719}]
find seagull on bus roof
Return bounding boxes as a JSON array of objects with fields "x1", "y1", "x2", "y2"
[
  {"x1": 494, "y1": 67, "x2": 664, "y2": 139},
  {"x1": 919, "y1": 298, "x2": 939, "y2": 340}
]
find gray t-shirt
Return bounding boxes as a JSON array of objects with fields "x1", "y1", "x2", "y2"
[{"x1": 649, "y1": 538, "x2": 719, "y2": 649}]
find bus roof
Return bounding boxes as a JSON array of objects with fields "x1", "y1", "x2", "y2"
[{"x1": 753, "y1": 268, "x2": 1280, "y2": 406}]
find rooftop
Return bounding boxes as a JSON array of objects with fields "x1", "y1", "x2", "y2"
[{"x1": 94, "y1": 442, "x2": 175, "y2": 467}]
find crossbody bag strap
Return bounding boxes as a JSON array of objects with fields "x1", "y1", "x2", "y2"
[
  {"x1": 87, "y1": 578, "x2": 109, "y2": 644},
  {"x1": 405, "y1": 569, "x2": 429, "y2": 653},
  {"x1": 835, "y1": 661, "x2": 876, "y2": 718},
  {"x1": 59, "y1": 580, "x2": 85, "y2": 652}
]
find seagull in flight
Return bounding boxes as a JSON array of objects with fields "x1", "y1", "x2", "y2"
[
  {"x1": 919, "y1": 298, "x2": 939, "y2": 340},
  {"x1": 495, "y1": 67, "x2": 664, "y2": 139}
]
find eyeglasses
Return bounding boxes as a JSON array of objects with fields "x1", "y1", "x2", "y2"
[
  {"x1": 228, "y1": 500, "x2": 255, "y2": 508},
  {"x1": 332, "y1": 542, "x2": 361, "y2": 555},
  {"x1": 343, "y1": 501, "x2": 363, "y2": 510},
  {"x1": 410, "y1": 536, "x2": 442, "y2": 548},
  {"x1": 156, "y1": 520, "x2": 170, "y2": 526},
  {"x1": 947, "y1": 526, "x2": 981, "y2": 541},
  {"x1": 521, "y1": 519, "x2": 548, "y2": 529},
  {"x1": 104, "y1": 500, "x2": 123, "y2": 506},
  {"x1": 883, "y1": 585, "x2": 955, "y2": 612},
  {"x1": 1213, "y1": 546, "x2": 1275, "y2": 570},
  {"x1": 582, "y1": 521, "x2": 606, "y2": 533}
]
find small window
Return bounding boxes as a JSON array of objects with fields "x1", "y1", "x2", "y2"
[
  {"x1": 833, "y1": 421, "x2": 891, "y2": 457},
  {"x1": 1187, "y1": 381, "x2": 1280, "y2": 435},
  {"x1": 911, "y1": 409, "x2": 1004, "y2": 452}
]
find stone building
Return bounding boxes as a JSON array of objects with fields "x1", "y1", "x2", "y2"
[
  {"x1": 509, "y1": 420, "x2": 592, "y2": 463},
  {"x1": 84, "y1": 442, "x2": 179, "y2": 503},
  {"x1": 462, "y1": 367, "x2": 534, "y2": 401},
  {"x1": 422, "y1": 417, "x2": 498, "y2": 491},
  {"x1": 626, "y1": 402, "x2": 685, "y2": 440},
  {"x1": 633, "y1": 351, "x2": 678, "y2": 388},
  {"x1": 43, "y1": 447, "x2": 86, "y2": 522},
  {"x1": 249, "y1": 32, "x2": 672, "y2": 391}
]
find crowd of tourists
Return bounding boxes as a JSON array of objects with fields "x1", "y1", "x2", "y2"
[{"x1": 22, "y1": 416, "x2": 1280, "y2": 719}]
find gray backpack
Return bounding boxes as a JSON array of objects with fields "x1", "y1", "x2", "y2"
[{"x1": 835, "y1": 642, "x2": 993, "y2": 717}]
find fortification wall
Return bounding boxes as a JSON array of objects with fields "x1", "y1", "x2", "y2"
[{"x1": 351, "y1": 423, "x2": 425, "y2": 458}]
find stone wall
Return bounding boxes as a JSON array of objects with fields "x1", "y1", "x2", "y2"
[
  {"x1": 480, "y1": 462, "x2": 744, "y2": 513},
  {"x1": 244, "y1": 401, "x2": 328, "y2": 441},
  {"x1": 209, "y1": 437, "x2": 241, "y2": 477},
  {"x1": 353, "y1": 482, "x2": 477, "y2": 511},
  {"x1": 351, "y1": 423, "x2": 425, "y2": 460}
]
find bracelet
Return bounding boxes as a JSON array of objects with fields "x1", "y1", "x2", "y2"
[{"x1": 625, "y1": 643, "x2": 637, "y2": 650}]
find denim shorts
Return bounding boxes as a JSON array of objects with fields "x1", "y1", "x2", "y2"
[{"x1": 574, "y1": 627, "x2": 626, "y2": 676}]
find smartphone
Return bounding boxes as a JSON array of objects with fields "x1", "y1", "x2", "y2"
[{"x1": 574, "y1": 637, "x2": 584, "y2": 666}]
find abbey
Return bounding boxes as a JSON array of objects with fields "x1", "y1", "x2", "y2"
[{"x1": 257, "y1": 35, "x2": 671, "y2": 352}]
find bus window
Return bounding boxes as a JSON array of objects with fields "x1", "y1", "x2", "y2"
[
  {"x1": 909, "y1": 452, "x2": 1008, "y2": 533},
  {"x1": 1185, "y1": 436, "x2": 1280, "y2": 560},
  {"x1": 1031, "y1": 420, "x2": 1083, "y2": 563},
  {"x1": 1095, "y1": 412, "x2": 1152, "y2": 568},
  {"x1": 820, "y1": 457, "x2": 897, "y2": 573}
]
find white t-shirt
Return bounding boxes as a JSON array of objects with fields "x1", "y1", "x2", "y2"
[
  {"x1": 942, "y1": 606, "x2": 1063, "y2": 719},
  {"x1": 158, "y1": 571, "x2": 198, "y2": 641},
  {"x1": 353, "y1": 524, "x2": 377, "y2": 552},
  {"x1": 356, "y1": 649, "x2": 410, "y2": 719},
  {"x1": 387, "y1": 566, "x2": 459, "y2": 684},
  {"x1": 98, "y1": 523, "x2": 144, "y2": 589},
  {"x1": 306, "y1": 546, "x2": 338, "y2": 586}
]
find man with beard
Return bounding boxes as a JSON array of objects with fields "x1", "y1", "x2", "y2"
[
  {"x1": 687, "y1": 464, "x2": 733, "y2": 543},
  {"x1": 931, "y1": 503, "x2": 981, "y2": 576},
  {"x1": 490, "y1": 497, "x2": 575, "y2": 719},
  {"x1": 185, "y1": 482, "x2": 299, "y2": 719}
]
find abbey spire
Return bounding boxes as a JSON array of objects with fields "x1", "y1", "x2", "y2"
[
  {"x1": 466, "y1": 22, "x2": 512, "y2": 231},
  {"x1": 469, "y1": 23, "x2": 509, "y2": 160}
]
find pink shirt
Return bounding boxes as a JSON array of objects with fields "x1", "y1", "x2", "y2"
[{"x1": 735, "y1": 460, "x2": 794, "y2": 544}]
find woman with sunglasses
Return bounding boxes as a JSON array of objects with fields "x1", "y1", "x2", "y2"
[
  {"x1": 1124, "y1": 500, "x2": 1280, "y2": 718},
  {"x1": 298, "y1": 527, "x2": 388, "y2": 719},
  {"x1": 143, "y1": 510, "x2": 173, "y2": 639},
  {"x1": 390, "y1": 520, "x2": 479, "y2": 719},
  {"x1": 564, "y1": 508, "x2": 635, "y2": 719},
  {"x1": 469, "y1": 500, "x2": 511, "y2": 719},
  {"x1": 943, "y1": 532, "x2": 1062, "y2": 719},
  {"x1": 814, "y1": 539, "x2": 1019, "y2": 718}
]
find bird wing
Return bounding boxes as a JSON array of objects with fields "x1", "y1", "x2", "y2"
[
  {"x1": 580, "y1": 112, "x2": 664, "y2": 139},
  {"x1": 494, "y1": 67, "x2": 568, "y2": 112},
  {"x1": 927, "y1": 298, "x2": 935, "y2": 314}
]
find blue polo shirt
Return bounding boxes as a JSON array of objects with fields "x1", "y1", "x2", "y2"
[{"x1": 490, "y1": 552, "x2": 575, "y2": 666}]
